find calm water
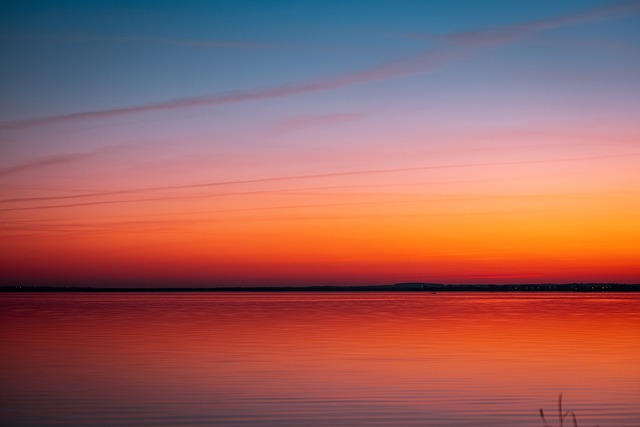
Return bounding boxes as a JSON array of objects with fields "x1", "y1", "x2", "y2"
[{"x1": 1, "y1": 292, "x2": 638, "y2": 427}]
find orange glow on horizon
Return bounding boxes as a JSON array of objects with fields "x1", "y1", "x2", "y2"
[{"x1": 3, "y1": 181, "x2": 639, "y2": 285}]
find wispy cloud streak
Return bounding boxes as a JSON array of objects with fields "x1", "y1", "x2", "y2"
[
  {"x1": 0, "y1": 153, "x2": 91, "y2": 176},
  {"x1": 0, "y1": 147, "x2": 120, "y2": 176},
  {"x1": 1, "y1": 153, "x2": 636, "y2": 211},
  {"x1": 0, "y1": 47, "x2": 464, "y2": 130},
  {"x1": 2, "y1": 1, "x2": 637, "y2": 130},
  {"x1": 3, "y1": 33, "x2": 319, "y2": 50},
  {"x1": 267, "y1": 112, "x2": 367, "y2": 136},
  {"x1": 443, "y1": 0, "x2": 640, "y2": 45},
  {"x1": 2, "y1": 191, "x2": 632, "y2": 236}
]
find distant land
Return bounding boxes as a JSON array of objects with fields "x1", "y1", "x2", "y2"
[{"x1": 1, "y1": 283, "x2": 639, "y2": 292}]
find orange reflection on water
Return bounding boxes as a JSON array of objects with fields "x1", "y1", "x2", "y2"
[{"x1": 1, "y1": 293, "x2": 639, "y2": 426}]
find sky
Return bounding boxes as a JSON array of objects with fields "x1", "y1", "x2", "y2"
[{"x1": 1, "y1": 0, "x2": 639, "y2": 287}]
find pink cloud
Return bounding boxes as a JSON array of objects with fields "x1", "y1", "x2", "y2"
[{"x1": 267, "y1": 112, "x2": 367, "y2": 136}]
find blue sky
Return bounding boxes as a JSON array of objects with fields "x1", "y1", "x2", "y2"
[
  {"x1": 1, "y1": 1, "x2": 639, "y2": 286},
  {"x1": 3, "y1": 0, "x2": 637, "y2": 121}
]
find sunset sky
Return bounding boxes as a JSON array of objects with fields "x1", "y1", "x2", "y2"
[{"x1": 1, "y1": 0, "x2": 639, "y2": 287}]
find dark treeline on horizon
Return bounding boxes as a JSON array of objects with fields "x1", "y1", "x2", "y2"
[{"x1": 1, "y1": 283, "x2": 639, "y2": 292}]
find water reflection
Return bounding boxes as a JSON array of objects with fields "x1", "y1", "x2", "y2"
[{"x1": 1, "y1": 293, "x2": 639, "y2": 426}]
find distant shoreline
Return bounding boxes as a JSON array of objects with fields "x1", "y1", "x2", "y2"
[{"x1": 1, "y1": 283, "x2": 639, "y2": 292}]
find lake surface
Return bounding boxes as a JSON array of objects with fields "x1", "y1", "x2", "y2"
[{"x1": 1, "y1": 292, "x2": 638, "y2": 427}]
